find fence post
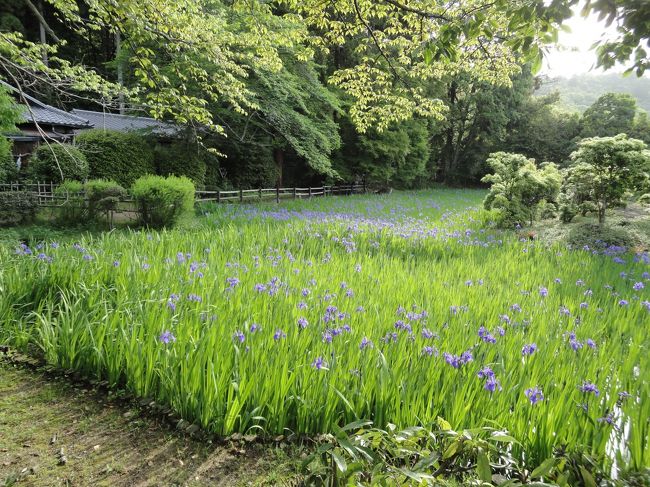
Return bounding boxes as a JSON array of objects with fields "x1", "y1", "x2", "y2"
[
  {"x1": 217, "y1": 190, "x2": 221, "y2": 203},
  {"x1": 276, "y1": 186, "x2": 280, "y2": 204},
  {"x1": 293, "y1": 187, "x2": 297, "y2": 199},
  {"x1": 363, "y1": 180, "x2": 366, "y2": 193},
  {"x1": 259, "y1": 188, "x2": 262, "y2": 200},
  {"x1": 308, "y1": 187, "x2": 312, "y2": 198},
  {"x1": 239, "y1": 189, "x2": 243, "y2": 202}
]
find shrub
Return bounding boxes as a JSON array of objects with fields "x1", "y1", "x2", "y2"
[
  {"x1": 638, "y1": 193, "x2": 650, "y2": 205},
  {"x1": 52, "y1": 180, "x2": 85, "y2": 225},
  {"x1": 566, "y1": 223, "x2": 637, "y2": 250},
  {"x1": 85, "y1": 179, "x2": 127, "y2": 221},
  {"x1": 0, "y1": 137, "x2": 17, "y2": 183},
  {"x1": 76, "y1": 130, "x2": 155, "y2": 187},
  {"x1": 481, "y1": 152, "x2": 562, "y2": 228},
  {"x1": 560, "y1": 134, "x2": 649, "y2": 225},
  {"x1": 0, "y1": 191, "x2": 37, "y2": 226},
  {"x1": 154, "y1": 141, "x2": 207, "y2": 186},
  {"x1": 28, "y1": 143, "x2": 89, "y2": 183},
  {"x1": 131, "y1": 175, "x2": 194, "y2": 228}
]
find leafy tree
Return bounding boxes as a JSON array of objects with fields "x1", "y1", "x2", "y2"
[
  {"x1": 0, "y1": 85, "x2": 23, "y2": 132},
  {"x1": 0, "y1": 137, "x2": 16, "y2": 183},
  {"x1": 631, "y1": 111, "x2": 650, "y2": 144},
  {"x1": 332, "y1": 118, "x2": 430, "y2": 189},
  {"x1": 427, "y1": 67, "x2": 535, "y2": 183},
  {"x1": 482, "y1": 152, "x2": 562, "y2": 227},
  {"x1": 580, "y1": 93, "x2": 637, "y2": 138},
  {"x1": 560, "y1": 134, "x2": 650, "y2": 225},
  {"x1": 581, "y1": 0, "x2": 650, "y2": 76},
  {"x1": 505, "y1": 92, "x2": 581, "y2": 166}
]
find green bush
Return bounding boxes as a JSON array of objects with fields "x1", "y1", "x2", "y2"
[
  {"x1": 638, "y1": 193, "x2": 650, "y2": 205},
  {"x1": 154, "y1": 141, "x2": 207, "y2": 186},
  {"x1": 52, "y1": 180, "x2": 85, "y2": 226},
  {"x1": 76, "y1": 130, "x2": 155, "y2": 187},
  {"x1": 0, "y1": 191, "x2": 37, "y2": 226},
  {"x1": 84, "y1": 179, "x2": 127, "y2": 221},
  {"x1": 131, "y1": 175, "x2": 195, "y2": 228},
  {"x1": 0, "y1": 137, "x2": 17, "y2": 183},
  {"x1": 566, "y1": 223, "x2": 638, "y2": 250},
  {"x1": 481, "y1": 152, "x2": 562, "y2": 228},
  {"x1": 28, "y1": 144, "x2": 89, "y2": 183}
]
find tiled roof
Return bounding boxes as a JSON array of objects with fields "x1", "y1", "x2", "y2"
[
  {"x1": 0, "y1": 81, "x2": 92, "y2": 129},
  {"x1": 72, "y1": 109, "x2": 178, "y2": 135}
]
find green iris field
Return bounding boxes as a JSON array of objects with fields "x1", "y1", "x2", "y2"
[{"x1": 0, "y1": 189, "x2": 648, "y2": 475}]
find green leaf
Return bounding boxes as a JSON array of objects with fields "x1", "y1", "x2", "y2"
[
  {"x1": 443, "y1": 440, "x2": 461, "y2": 460},
  {"x1": 489, "y1": 434, "x2": 521, "y2": 445},
  {"x1": 477, "y1": 451, "x2": 491, "y2": 483},
  {"x1": 341, "y1": 419, "x2": 373, "y2": 432},
  {"x1": 579, "y1": 466, "x2": 597, "y2": 487},
  {"x1": 530, "y1": 457, "x2": 556, "y2": 479},
  {"x1": 331, "y1": 450, "x2": 347, "y2": 473}
]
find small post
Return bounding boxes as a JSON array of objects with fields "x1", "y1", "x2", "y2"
[
  {"x1": 259, "y1": 188, "x2": 262, "y2": 200},
  {"x1": 293, "y1": 187, "x2": 297, "y2": 199},
  {"x1": 308, "y1": 187, "x2": 312, "y2": 198},
  {"x1": 276, "y1": 186, "x2": 280, "y2": 204},
  {"x1": 239, "y1": 189, "x2": 243, "y2": 202},
  {"x1": 217, "y1": 190, "x2": 221, "y2": 203},
  {"x1": 363, "y1": 180, "x2": 366, "y2": 193}
]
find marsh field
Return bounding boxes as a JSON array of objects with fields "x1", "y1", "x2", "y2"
[{"x1": 1, "y1": 189, "x2": 648, "y2": 483}]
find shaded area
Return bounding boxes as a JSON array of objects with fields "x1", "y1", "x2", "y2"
[{"x1": 0, "y1": 363, "x2": 300, "y2": 486}]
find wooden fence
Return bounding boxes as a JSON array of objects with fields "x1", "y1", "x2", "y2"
[{"x1": 0, "y1": 182, "x2": 366, "y2": 207}]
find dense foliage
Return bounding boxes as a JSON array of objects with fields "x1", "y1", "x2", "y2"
[
  {"x1": 154, "y1": 141, "x2": 206, "y2": 187},
  {"x1": 52, "y1": 180, "x2": 85, "y2": 225},
  {"x1": 482, "y1": 152, "x2": 562, "y2": 227},
  {"x1": 0, "y1": 190, "x2": 36, "y2": 226},
  {"x1": 84, "y1": 179, "x2": 127, "y2": 221},
  {"x1": 559, "y1": 135, "x2": 650, "y2": 225},
  {"x1": 131, "y1": 175, "x2": 195, "y2": 228},
  {"x1": 0, "y1": 136, "x2": 15, "y2": 183},
  {"x1": 1, "y1": 191, "x2": 648, "y2": 480},
  {"x1": 76, "y1": 130, "x2": 155, "y2": 187},
  {"x1": 28, "y1": 143, "x2": 89, "y2": 183}
]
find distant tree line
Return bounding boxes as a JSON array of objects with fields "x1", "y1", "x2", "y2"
[{"x1": 1, "y1": 0, "x2": 649, "y2": 190}]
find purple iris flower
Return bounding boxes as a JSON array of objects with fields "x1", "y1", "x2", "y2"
[
  {"x1": 525, "y1": 387, "x2": 544, "y2": 405},
  {"x1": 522, "y1": 343, "x2": 537, "y2": 356},
  {"x1": 159, "y1": 330, "x2": 176, "y2": 344},
  {"x1": 311, "y1": 356, "x2": 326, "y2": 369}
]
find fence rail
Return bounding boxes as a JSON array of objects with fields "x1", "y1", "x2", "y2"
[{"x1": 0, "y1": 182, "x2": 366, "y2": 207}]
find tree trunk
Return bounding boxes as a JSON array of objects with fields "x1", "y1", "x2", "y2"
[
  {"x1": 598, "y1": 201, "x2": 606, "y2": 226},
  {"x1": 273, "y1": 147, "x2": 284, "y2": 188},
  {"x1": 116, "y1": 31, "x2": 124, "y2": 114}
]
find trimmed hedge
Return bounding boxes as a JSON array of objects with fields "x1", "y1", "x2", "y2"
[
  {"x1": 131, "y1": 175, "x2": 194, "y2": 228},
  {"x1": 28, "y1": 143, "x2": 89, "y2": 183},
  {"x1": 76, "y1": 130, "x2": 155, "y2": 187},
  {"x1": 0, "y1": 137, "x2": 16, "y2": 183},
  {"x1": 52, "y1": 180, "x2": 85, "y2": 225},
  {"x1": 155, "y1": 141, "x2": 206, "y2": 186},
  {"x1": 85, "y1": 179, "x2": 127, "y2": 220},
  {"x1": 0, "y1": 191, "x2": 37, "y2": 226}
]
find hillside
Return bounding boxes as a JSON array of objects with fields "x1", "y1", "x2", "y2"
[{"x1": 535, "y1": 73, "x2": 650, "y2": 113}]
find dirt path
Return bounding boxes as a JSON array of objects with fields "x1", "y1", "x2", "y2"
[{"x1": 0, "y1": 362, "x2": 300, "y2": 487}]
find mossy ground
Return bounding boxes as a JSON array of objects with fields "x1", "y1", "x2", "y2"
[{"x1": 0, "y1": 362, "x2": 301, "y2": 487}]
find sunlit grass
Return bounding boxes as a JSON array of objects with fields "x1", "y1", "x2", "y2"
[{"x1": 1, "y1": 188, "x2": 647, "y2": 471}]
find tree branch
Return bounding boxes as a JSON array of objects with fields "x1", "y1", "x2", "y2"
[{"x1": 23, "y1": 0, "x2": 61, "y2": 43}]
